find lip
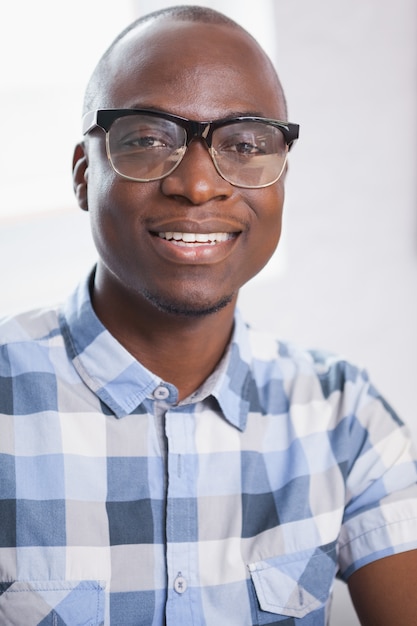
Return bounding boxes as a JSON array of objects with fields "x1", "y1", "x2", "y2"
[
  {"x1": 149, "y1": 230, "x2": 240, "y2": 264},
  {"x1": 148, "y1": 216, "x2": 245, "y2": 233},
  {"x1": 146, "y1": 213, "x2": 246, "y2": 262},
  {"x1": 148, "y1": 220, "x2": 242, "y2": 263}
]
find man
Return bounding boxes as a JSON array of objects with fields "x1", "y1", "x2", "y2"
[{"x1": 1, "y1": 5, "x2": 416, "y2": 625}]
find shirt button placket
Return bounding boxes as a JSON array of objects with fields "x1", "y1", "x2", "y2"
[
  {"x1": 174, "y1": 572, "x2": 188, "y2": 594},
  {"x1": 165, "y1": 406, "x2": 197, "y2": 625}
]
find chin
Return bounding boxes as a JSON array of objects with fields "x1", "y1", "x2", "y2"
[{"x1": 143, "y1": 289, "x2": 235, "y2": 318}]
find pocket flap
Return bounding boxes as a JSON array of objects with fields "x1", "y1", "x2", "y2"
[
  {"x1": 0, "y1": 580, "x2": 105, "y2": 626},
  {"x1": 248, "y1": 542, "x2": 337, "y2": 618}
]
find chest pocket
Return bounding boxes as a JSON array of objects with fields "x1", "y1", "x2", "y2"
[
  {"x1": 0, "y1": 580, "x2": 105, "y2": 626},
  {"x1": 248, "y1": 541, "x2": 337, "y2": 621}
]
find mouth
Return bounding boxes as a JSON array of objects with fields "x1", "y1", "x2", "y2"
[{"x1": 156, "y1": 231, "x2": 236, "y2": 247}]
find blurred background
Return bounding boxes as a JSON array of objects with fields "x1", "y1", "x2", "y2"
[{"x1": 0, "y1": 1, "x2": 416, "y2": 623}]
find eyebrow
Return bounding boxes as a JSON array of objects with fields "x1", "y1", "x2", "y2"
[
  {"x1": 127, "y1": 105, "x2": 269, "y2": 122},
  {"x1": 217, "y1": 110, "x2": 267, "y2": 121}
]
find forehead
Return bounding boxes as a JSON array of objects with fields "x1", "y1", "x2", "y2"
[{"x1": 98, "y1": 19, "x2": 285, "y2": 120}]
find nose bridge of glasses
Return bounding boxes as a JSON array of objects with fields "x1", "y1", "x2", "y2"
[
  {"x1": 185, "y1": 120, "x2": 212, "y2": 147},
  {"x1": 177, "y1": 121, "x2": 225, "y2": 179}
]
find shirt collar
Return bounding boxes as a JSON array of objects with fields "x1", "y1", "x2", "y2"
[
  {"x1": 60, "y1": 270, "x2": 257, "y2": 428},
  {"x1": 212, "y1": 310, "x2": 257, "y2": 431},
  {"x1": 59, "y1": 271, "x2": 161, "y2": 417}
]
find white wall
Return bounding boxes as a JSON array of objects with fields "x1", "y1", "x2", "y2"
[{"x1": 1, "y1": 1, "x2": 415, "y2": 624}]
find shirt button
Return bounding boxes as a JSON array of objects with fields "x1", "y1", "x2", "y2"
[
  {"x1": 153, "y1": 385, "x2": 170, "y2": 400},
  {"x1": 174, "y1": 572, "x2": 187, "y2": 594}
]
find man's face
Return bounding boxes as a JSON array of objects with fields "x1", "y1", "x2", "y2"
[{"x1": 81, "y1": 20, "x2": 288, "y2": 317}]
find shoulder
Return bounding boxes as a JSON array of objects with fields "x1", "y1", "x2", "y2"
[
  {"x1": 241, "y1": 321, "x2": 401, "y2": 430},
  {"x1": 0, "y1": 305, "x2": 68, "y2": 415},
  {"x1": 0, "y1": 305, "x2": 62, "y2": 353},
  {"x1": 245, "y1": 321, "x2": 367, "y2": 388}
]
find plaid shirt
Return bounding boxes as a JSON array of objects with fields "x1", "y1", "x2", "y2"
[{"x1": 1, "y1": 271, "x2": 417, "y2": 626}]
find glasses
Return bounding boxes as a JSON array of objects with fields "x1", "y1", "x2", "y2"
[{"x1": 82, "y1": 108, "x2": 299, "y2": 189}]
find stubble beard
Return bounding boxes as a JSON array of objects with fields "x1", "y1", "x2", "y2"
[{"x1": 142, "y1": 288, "x2": 235, "y2": 318}]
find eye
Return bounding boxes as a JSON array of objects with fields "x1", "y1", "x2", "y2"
[
  {"x1": 218, "y1": 132, "x2": 265, "y2": 155},
  {"x1": 228, "y1": 140, "x2": 265, "y2": 155},
  {"x1": 213, "y1": 122, "x2": 286, "y2": 160},
  {"x1": 120, "y1": 130, "x2": 174, "y2": 151},
  {"x1": 109, "y1": 115, "x2": 184, "y2": 155},
  {"x1": 214, "y1": 125, "x2": 272, "y2": 158}
]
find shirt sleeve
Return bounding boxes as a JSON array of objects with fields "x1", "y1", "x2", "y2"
[{"x1": 336, "y1": 370, "x2": 417, "y2": 580}]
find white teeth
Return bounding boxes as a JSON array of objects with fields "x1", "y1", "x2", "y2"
[{"x1": 158, "y1": 232, "x2": 232, "y2": 244}]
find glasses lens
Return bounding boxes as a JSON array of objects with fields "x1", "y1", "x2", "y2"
[
  {"x1": 107, "y1": 114, "x2": 186, "y2": 181},
  {"x1": 211, "y1": 121, "x2": 288, "y2": 188}
]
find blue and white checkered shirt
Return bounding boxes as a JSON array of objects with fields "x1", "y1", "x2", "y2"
[{"x1": 1, "y1": 271, "x2": 417, "y2": 625}]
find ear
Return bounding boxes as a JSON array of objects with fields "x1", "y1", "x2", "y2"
[{"x1": 72, "y1": 142, "x2": 89, "y2": 211}]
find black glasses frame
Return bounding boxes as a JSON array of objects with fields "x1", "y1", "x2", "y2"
[{"x1": 82, "y1": 108, "x2": 300, "y2": 149}]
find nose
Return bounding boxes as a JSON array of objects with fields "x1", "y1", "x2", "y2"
[{"x1": 160, "y1": 139, "x2": 233, "y2": 204}]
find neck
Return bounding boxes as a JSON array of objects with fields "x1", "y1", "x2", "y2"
[{"x1": 91, "y1": 274, "x2": 237, "y2": 401}]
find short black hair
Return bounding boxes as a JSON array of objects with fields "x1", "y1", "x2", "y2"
[
  {"x1": 82, "y1": 5, "x2": 286, "y2": 116},
  {"x1": 83, "y1": 6, "x2": 246, "y2": 113},
  {"x1": 109, "y1": 5, "x2": 242, "y2": 49}
]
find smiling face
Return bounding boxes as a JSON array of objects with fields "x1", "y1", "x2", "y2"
[{"x1": 76, "y1": 18, "x2": 288, "y2": 319}]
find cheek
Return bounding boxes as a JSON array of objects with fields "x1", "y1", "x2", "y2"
[
  {"x1": 85, "y1": 165, "x2": 142, "y2": 276},
  {"x1": 86, "y1": 151, "x2": 115, "y2": 210},
  {"x1": 87, "y1": 171, "x2": 117, "y2": 254},
  {"x1": 249, "y1": 184, "x2": 285, "y2": 272}
]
